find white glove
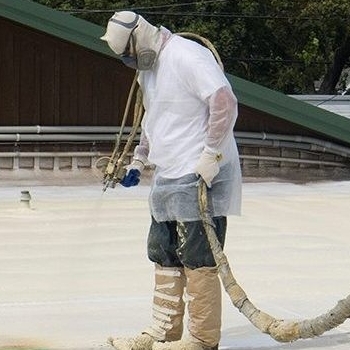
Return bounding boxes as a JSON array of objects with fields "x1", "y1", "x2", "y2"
[
  {"x1": 195, "y1": 149, "x2": 222, "y2": 188},
  {"x1": 125, "y1": 159, "x2": 145, "y2": 174}
]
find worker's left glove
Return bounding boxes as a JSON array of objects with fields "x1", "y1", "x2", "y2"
[
  {"x1": 195, "y1": 149, "x2": 222, "y2": 188},
  {"x1": 120, "y1": 159, "x2": 144, "y2": 187}
]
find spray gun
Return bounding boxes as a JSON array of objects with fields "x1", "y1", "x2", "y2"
[
  {"x1": 100, "y1": 74, "x2": 143, "y2": 192},
  {"x1": 101, "y1": 116, "x2": 128, "y2": 192},
  {"x1": 102, "y1": 154, "x2": 127, "y2": 191}
]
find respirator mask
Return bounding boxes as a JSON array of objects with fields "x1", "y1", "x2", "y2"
[{"x1": 119, "y1": 28, "x2": 157, "y2": 71}]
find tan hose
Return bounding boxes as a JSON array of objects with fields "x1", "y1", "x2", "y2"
[
  {"x1": 100, "y1": 32, "x2": 350, "y2": 342},
  {"x1": 197, "y1": 179, "x2": 350, "y2": 342},
  {"x1": 176, "y1": 32, "x2": 224, "y2": 70},
  {"x1": 102, "y1": 73, "x2": 143, "y2": 191}
]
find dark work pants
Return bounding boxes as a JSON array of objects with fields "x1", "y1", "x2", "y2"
[{"x1": 147, "y1": 216, "x2": 227, "y2": 269}]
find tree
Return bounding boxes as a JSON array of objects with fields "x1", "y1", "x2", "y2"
[
  {"x1": 299, "y1": 0, "x2": 350, "y2": 94},
  {"x1": 32, "y1": 0, "x2": 350, "y2": 94}
]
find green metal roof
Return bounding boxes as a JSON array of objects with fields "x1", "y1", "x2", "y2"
[
  {"x1": 1, "y1": 0, "x2": 350, "y2": 146},
  {"x1": 227, "y1": 75, "x2": 350, "y2": 145},
  {"x1": 0, "y1": 0, "x2": 113, "y2": 57}
]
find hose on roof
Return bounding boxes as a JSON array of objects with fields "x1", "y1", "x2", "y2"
[{"x1": 198, "y1": 179, "x2": 350, "y2": 342}]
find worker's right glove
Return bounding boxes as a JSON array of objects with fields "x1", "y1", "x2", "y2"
[
  {"x1": 120, "y1": 159, "x2": 145, "y2": 187},
  {"x1": 195, "y1": 149, "x2": 222, "y2": 188}
]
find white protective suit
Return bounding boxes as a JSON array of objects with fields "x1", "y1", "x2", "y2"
[
  {"x1": 134, "y1": 31, "x2": 242, "y2": 222},
  {"x1": 101, "y1": 12, "x2": 242, "y2": 350}
]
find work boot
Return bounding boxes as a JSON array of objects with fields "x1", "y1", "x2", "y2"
[
  {"x1": 144, "y1": 264, "x2": 186, "y2": 341},
  {"x1": 109, "y1": 264, "x2": 186, "y2": 350},
  {"x1": 152, "y1": 338, "x2": 218, "y2": 350},
  {"x1": 108, "y1": 333, "x2": 155, "y2": 350}
]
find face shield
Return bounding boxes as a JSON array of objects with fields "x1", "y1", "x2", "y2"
[{"x1": 100, "y1": 11, "x2": 158, "y2": 71}]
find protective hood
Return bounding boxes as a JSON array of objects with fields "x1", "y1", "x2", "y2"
[
  {"x1": 100, "y1": 11, "x2": 163, "y2": 70},
  {"x1": 100, "y1": 11, "x2": 138, "y2": 55}
]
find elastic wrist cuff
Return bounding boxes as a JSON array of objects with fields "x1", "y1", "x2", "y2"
[
  {"x1": 133, "y1": 158, "x2": 145, "y2": 166},
  {"x1": 203, "y1": 147, "x2": 222, "y2": 162}
]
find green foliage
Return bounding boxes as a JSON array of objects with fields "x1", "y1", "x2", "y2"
[{"x1": 31, "y1": 0, "x2": 350, "y2": 94}]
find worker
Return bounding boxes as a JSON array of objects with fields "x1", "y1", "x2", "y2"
[{"x1": 101, "y1": 11, "x2": 242, "y2": 350}]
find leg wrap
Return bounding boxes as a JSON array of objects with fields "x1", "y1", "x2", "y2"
[
  {"x1": 144, "y1": 264, "x2": 186, "y2": 341},
  {"x1": 185, "y1": 266, "x2": 221, "y2": 348}
]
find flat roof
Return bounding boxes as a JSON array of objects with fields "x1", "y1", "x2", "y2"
[{"x1": 290, "y1": 95, "x2": 350, "y2": 119}]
